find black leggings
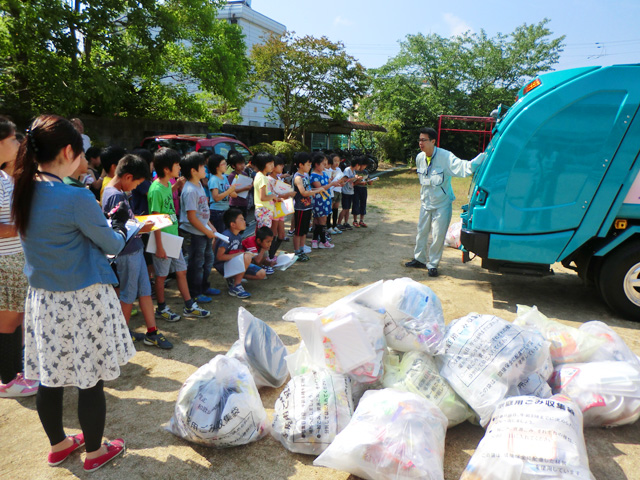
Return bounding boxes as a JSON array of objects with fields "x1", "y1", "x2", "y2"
[
  {"x1": 36, "y1": 381, "x2": 106, "y2": 453},
  {"x1": 0, "y1": 326, "x2": 23, "y2": 384}
]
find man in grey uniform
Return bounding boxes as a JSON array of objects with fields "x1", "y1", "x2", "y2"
[{"x1": 405, "y1": 127, "x2": 485, "y2": 277}]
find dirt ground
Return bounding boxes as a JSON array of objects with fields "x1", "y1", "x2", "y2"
[{"x1": 1, "y1": 170, "x2": 639, "y2": 480}]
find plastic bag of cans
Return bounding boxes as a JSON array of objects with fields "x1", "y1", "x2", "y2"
[{"x1": 383, "y1": 351, "x2": 473, "y2": 427}]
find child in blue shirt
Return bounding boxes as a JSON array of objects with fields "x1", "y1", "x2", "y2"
[
  {"x1": 208, "y1": 153, "x2": 236, "y2": 233},
  {"x1": 213, "y1": 208, "x2": 266, "y2": 298},
  {"x1": 102, "y1": 155, "x2": 172, "y2": 349}
]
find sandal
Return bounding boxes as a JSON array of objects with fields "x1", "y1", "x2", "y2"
[
  {"x1": 353, "y1": 222, "x2": 361, "y2": 228},
  {"x1": 83, "y1": 438, "x2": 125, "y2": 472},
  {"x1": 48, "y1": 433, "x2": 85, "y2": 466},
  {"x1": 359, "y1": 222, "x2": 368, "y2": 228}
]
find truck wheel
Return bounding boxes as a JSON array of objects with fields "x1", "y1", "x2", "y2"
[{"x1": 598, "y1": 241, "x2": 640, "y2": 320}]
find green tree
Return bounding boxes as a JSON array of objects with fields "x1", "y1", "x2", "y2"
[
  {"x1": 0, "y1": 0, "x2": 249, "y2": 125},
  {"x1": 361, "y1": 19, "x2": 564, "y2": 163},
  {"x1": 250, "y1": 32, "x2": 370, "y2": 141}
]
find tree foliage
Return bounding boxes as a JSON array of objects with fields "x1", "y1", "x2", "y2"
[
  {"x1": 0, "y1": 0, "x2": 250, "y2": 125},
  {"x1": 360, "y1": 19, "x2": 565, "y2": 163},
  {"x1": 250, "y1": 32, "x2": 369, "y2": 141}
]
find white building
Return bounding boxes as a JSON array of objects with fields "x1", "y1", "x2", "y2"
[{"x1": 218, "y1": 0, "x2": 286, "y2": 127}]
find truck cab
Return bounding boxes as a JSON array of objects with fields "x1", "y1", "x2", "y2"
[{"x1": 461, "y1": 65, "x2": 640, "y2": 319}]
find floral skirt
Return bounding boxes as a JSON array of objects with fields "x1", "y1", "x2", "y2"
[
  {"x1": 0, "y1": 252, "x2": 28, "y2": 312},
  {"x1": 24, "y1": 283, "x2": 135, "y2": 389}
]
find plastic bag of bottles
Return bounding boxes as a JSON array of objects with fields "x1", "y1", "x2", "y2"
[
  {"x1": 514, "y1": 306, "x2": 604, "y2": 364},
  {"x1": 314, "y1": 388, "x2": 448, "y2": 480},
  {"x1": 461, "y1": 395, "x2": 595, "y2": 480},
  {"x1": 166, "y1": 355, "x2": 268, "y2": 447},
  {"x1": 380, "y1": 277, "x2": 445, "y2": 354},
  {"x1": 226, "y1": 307, "x2": 289, "y2": 388},
  {"x1": 271, "y1": 369, "x2": 354, "y2": 455},
  {"x1": 550, "y1": 361, "x2": 640, "y2": 427},
  {"x1": 383, "y1": 351, "x2": 473, "y2": 427},
  {"x1": 439, "y1": 313, "x2": 553, "y2": 426}
]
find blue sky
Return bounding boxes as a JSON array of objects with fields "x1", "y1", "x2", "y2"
[{"x1": 251, "y1": 0, "x2": 640, "y2": 72}]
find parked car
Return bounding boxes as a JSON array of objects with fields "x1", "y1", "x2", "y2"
[{"x1": 140, "y1": 133, "x2": 252, "y2": 160}]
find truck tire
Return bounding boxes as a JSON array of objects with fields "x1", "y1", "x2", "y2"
[{"x1": 597, "y1": 241, "x2": 640, "y2": 320}]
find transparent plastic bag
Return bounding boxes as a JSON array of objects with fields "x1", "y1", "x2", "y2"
[
  {"x1": 439, "y1": 313, "x2": 553, "y2": 426},
  {"x1": 226, "y1": 307, "x2": 289, "y2": 388},
  {"x1": 514, "y1": 305, "x2": 604, "y2": 364},
  {"x1": 382, "y1": 351, "x2": 473, "y2": 427},
  {"x1": 444, "y1": 220, "x2": 462, "y2": 249},
  {"x1": 380, "y1": 278, "x2": 445, "y2": 354},
  {"x1": 271, "y1": 370, "x2": 354, "y2": 455},
  {"x1": 461, "y1": 395, "x2": 595, "y2": 480},
  {"x1": 578, "y1": 321, "x2": 640, "y2": 365},
  {"x1": 550, "y1": 361, "x2": 640, "y2": 427},
  {"x1": 314, "y1": 388, "x2": 447, "y2": 480},
  {"x1": 166, "y1": 355, "x2": 268, "y2": 447}
]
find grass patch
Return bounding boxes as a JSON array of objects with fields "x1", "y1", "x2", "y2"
[{"x1": 368, "y1": 171, "x2": 472, "y2": 217}]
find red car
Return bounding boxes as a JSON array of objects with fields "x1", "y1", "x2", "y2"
[{"x1": 140, "y1": 133, "x2": 252, "y2": 160}]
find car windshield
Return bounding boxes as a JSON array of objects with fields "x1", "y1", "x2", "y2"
[
  {"x1": 208, "y1": 142, "x2": 251, "y2": 162},
  {"x1": 141, "y1": 139, "x2": 197, "y2": 155}
]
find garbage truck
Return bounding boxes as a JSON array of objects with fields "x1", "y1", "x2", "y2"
[{"x1": 461, "y1": 64, "x2": 640, "y2": 320}]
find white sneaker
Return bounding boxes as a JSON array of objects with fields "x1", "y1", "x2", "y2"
[
  {"x1": 303, "y1": 245, "x2": 312, "y2": 254},
  {"x1": 311, "y1": 240, "x2": 319, "y2": 249},
  {"x1": 331, "y1": 227, "x2": 342, "y2": 234},
  {"x1": 0, "y1": 373, "x2": 39, "y2": 398},
  {"x1": 319, "y1": 241, "x2": 335, "y2": 249}
]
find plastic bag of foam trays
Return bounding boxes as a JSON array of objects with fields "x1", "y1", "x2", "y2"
[
  {"x1": 550, "y1": 360, "x2": 640, "y2": 427},
  {"x1": 271, "y1": 369, "x2": 354, "y2": 455},
  {"x1": 226, "y1": 307, "x2": 289, "y2": 388},
  {"x1": 383, "y1": 351, "x2": 473, "y2": 427},
  {"x1": 167, "y1": 355, "x2": 268, "y2": 447},
  {"x1": 438, "y1": 313, "x2": 553, "y2": 426},
  {"x1": 379, "y1": 277, "x2": 445, "y2": 354},
  {"x1": 461, "y1": 395, "x2": 595, "y2": 480},
  {"x1": 314, "y1": 388, "x2": 447, "y2": 480}
]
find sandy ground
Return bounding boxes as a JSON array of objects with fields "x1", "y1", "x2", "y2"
[{"x1": 1, "y1": 170, "x2": 639, "y2": 480}]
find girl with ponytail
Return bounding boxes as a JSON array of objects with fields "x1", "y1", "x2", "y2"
[
  {"x1": 0, "y1": 115, "x2": 39, "y2": 398},
  {"x1": 12, "y1": 114, "x2": 134, "y2": 472}
]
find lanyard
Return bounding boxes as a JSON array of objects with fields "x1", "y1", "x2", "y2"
[{"x1": 38, "y1": 171, "x2": 64, "y2": 183}]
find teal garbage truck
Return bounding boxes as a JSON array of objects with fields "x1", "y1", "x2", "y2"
[{"x1": 461, "y1": 64, "x2": 640, "y2": 320}]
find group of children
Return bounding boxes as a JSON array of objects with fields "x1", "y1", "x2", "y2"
[{"x1": 64, "y1": 145, "x2": 375, "y2": 350}]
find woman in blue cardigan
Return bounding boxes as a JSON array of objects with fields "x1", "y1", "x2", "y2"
[{"x1": 12, "y1": 115, "x2": 134, "y2": 472}]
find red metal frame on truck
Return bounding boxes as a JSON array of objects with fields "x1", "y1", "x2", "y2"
[{"x1": 437, "y1": 115, "x2": 496, "y2": 152}]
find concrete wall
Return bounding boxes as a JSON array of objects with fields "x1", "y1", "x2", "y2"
[
  {"x1": 79, "y1": 115, "x2": 284, "y2": 151},
  {"x1": 80, "y1": 116, "x2": 209, "y2": 150}
]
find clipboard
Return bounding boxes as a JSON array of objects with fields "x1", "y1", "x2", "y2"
[{"x1": 231, "y1": 174, "x2": 253, "y2": 199}]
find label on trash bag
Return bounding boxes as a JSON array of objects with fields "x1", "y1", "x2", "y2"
[
  {"x1": 462, "y1": 395, "x2": 595, "y2": 480},
  {"x1": 272, "y1": 370, "x2": 354, "y2": 455},
  {"x1": 440, "y1": 313, "x2": 552, "y2": 427},
  {"x1": 443, "y1": 315, "x2": 545, "y2": 388}
]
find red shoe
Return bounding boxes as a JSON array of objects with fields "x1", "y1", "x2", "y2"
[
  {"x1": 359, "y1": 221, "x2": 368, "y2": 228},
  {"x1": 83, "y1": 439, "x2": 125, "y2": 472},
  {"x1": 353, "y1": 222, "x2": 361, "y2": 228},
  {"x1": 48, "y1": 433, "x2": 85, "y2": 466}
]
